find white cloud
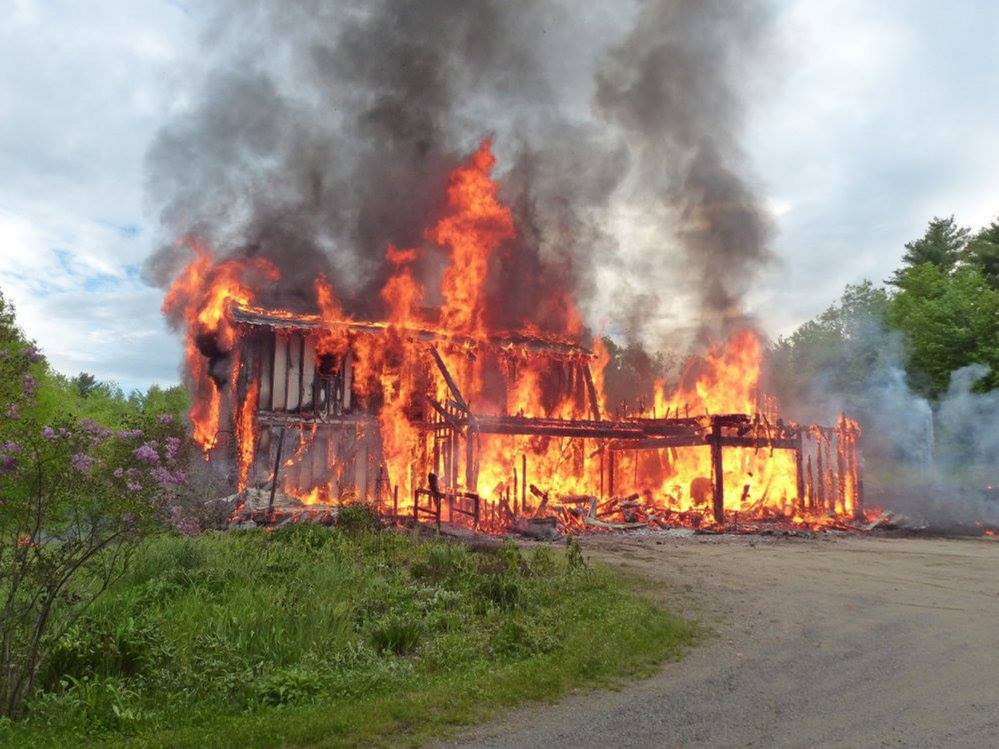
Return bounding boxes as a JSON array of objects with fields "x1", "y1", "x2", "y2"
[{"x1": 0, "y1": 1, "x2": 192, "y2": 391}]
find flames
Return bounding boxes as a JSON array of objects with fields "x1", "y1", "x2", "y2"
[
  {"x1": 162, "y1": 239, "x2": 278, "y2": 454},
  {"x1": 164, "y1": 140, "x2": 869, "y2": 532}
]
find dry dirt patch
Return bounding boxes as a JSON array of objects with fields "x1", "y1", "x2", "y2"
[{"x1": 441, "y1": 533, "x2": 999, "y2": 749}]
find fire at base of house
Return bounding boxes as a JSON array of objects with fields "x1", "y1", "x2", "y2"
[{"x1": 197, "y1": 301, "x2": 867, "y2": 535}]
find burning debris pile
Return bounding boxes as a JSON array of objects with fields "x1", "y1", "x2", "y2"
[{"x1": 163, "y1": 141, "x2": 870, "y2": 536}]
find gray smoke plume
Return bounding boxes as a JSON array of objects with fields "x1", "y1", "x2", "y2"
[
  {"x1": 594, "y1": 0, "x2": 775, "y2": 341},
  {"x1": 146, "y1": 0, "x2": 776, "y2": 349}
]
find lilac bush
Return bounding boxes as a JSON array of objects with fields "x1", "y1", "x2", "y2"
[{"x1": 0, "y1": 324, "x2": 194, "y2": 718}]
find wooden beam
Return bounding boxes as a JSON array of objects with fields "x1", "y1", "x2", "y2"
[
  {"x1": 794, "y1": 431, "x2": 805, "y2": 505},
  {"x1": 428, "y1": 345, "x2": 468, "y2": 412},
  {"x1": 426, "y1": 396, "x2": 461, "y2": 429},
  {"x1": 268, "y1": 427, "x2": 287, "y2": 512},
  {"x1": 710, "y1": 417, "x2": 725, "y2": 524},
  {"x1": 581, "y1": 362, "x2": 601, "y2": 421}
]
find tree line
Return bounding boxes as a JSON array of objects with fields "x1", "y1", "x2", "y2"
[{"x1": 770, "y1": 214, "x2": 999, "y2": 404}]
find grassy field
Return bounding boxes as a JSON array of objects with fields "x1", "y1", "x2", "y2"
[{"x1": 1, "y1": 518, "x2": 695, "y2": 748}]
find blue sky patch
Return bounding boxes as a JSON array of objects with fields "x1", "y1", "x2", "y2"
[{"x1": 95, "y1": 219, "x2": 142, "y2": 239}]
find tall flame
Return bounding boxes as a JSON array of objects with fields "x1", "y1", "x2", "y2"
[{"x1": 162, "y1": 240, "x2": 278, "y2": 453}]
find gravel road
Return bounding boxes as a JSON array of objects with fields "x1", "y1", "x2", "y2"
[{"x1": 438, "y1": 533, "x2": 999, "y2": 748}]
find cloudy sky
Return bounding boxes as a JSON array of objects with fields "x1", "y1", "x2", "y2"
[{"x1": 2, "y1": 0, "x2": 998, "y2": 392}]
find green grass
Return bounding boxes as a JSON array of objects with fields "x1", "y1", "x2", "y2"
[{"x1": 1, "y1": 526, "x2": 695, "y2": 748}]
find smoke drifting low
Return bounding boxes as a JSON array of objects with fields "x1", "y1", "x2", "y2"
[
  {"x1": 770, "y1": 317, "x2": 999, "y2": 529},
  {"x1": 146, "y1": 0, "x2": 776, "y2": 347}
]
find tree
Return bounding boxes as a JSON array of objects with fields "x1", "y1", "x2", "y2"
[
  {"x1": 72, "y1": 372, "x2": 99, "y2": 398},
  {"x1": 888, "y1": 215, "x2": 970, "y2": 286},
  {"x1": 963, "y1": 217, "x2": 999, "y2": 289},
  {"x1": 887, "y1": 264, "x2": 999, "y2": 395},
  {"x1": 768, "y1": 280, "x2": 892, "y2": 404}
]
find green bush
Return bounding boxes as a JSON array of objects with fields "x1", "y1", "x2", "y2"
[
  {"x1": 479, "y1": 573, "x2": 522, "y2": 609},
  {"x1": 253, "y1": 667, "x2": 324, "y2": 707},
  {"x1": 337, "y1": 503, "x2": 382, "y2": 535},
  {"x1": 368, "y1": 615, "x2": 422, "y2": 656}
]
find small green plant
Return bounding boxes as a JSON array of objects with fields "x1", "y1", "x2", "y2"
[
  {"x1": 566, "y1": 535, "x2": 587, "y2": 573},
  {"x1": 268, "y1": 522, "x2": 333, "y2": 550},
  {"x1": 369, "y1": 615, "x2": 422, "y2": 656},
  {"x1": 337, "y1": 503, "x2": 382, "y2": 535},
  {"x1": 489, "y1": 616, "x2": 558, "y2": 659},
  {"x1": 480, "y1": 574, "x2": 521, "y2": 609},
  {"x1": 254, "y1": 667, "x2": 324, "y2": 707}
]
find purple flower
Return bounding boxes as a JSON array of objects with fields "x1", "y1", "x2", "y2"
[
  {"x1": 1, "y1": 441, "x2": 20, "y2": 454},
  {"x1": 41, "y1": 426, "x2": 55, "y2": 439},
  {"x1": 116, "y1": 429, "x2": 143, "y2": 440},
  {"x1": 113, "y1": 467, "x2": 124, "y2": 478},
  {"x1": 133, "y1": 443, "x2": 159, "y2": 465},
  {"x1": 157, "y1": 414, "x2": 174, "y2": 424},
  {"x1": 0, "y1": 454, "x2": 17, "y2": 475},
  {"x1": 164, "y1": 436, "x2": 181, "y2": 462},
  {"x1": 71, "y1": 452, "x2": 94, "y2": 474},
  {"x1": 24, "y1": 345, "x2": 44, "y2": 364},
  {"x1": 168, "y1": 506, "x2": 199, "y2": 537},
  {"x1": 5, "y1": 403, "x2": 19, "y2": 419},
  {"x1": 22, "y1": 375, "x2": 36, "y2": 399},
  {"x1": 126, "y1": 481, "x2": 143, "y2": 492},
  {"x1": 151, "y1": 466, "x2": 186, "y2": 487},
  {"x1": 80, "y1": 419, "x2": 112, "y2": 442}
]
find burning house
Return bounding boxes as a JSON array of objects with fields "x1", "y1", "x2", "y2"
[{"x1": 163, "y1": 140, "x2": 866, "y2": 534}]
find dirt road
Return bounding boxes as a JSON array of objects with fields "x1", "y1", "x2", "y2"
[{"x1": 442, "y1": 533, "x2": 999, "y2": 748}]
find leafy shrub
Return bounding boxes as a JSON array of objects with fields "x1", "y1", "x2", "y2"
[
  {"x1": 268, "y1": 522, "x2": 334, "y2": 550},
  {"x1": 253, "y1": 667, "x2": 324, "y2": 707},
  {"x1": 38, "y1": 617, "x2": 169, "y2": 691},
  {"x1": 566, "y1": 535, "x2": 587, "y2": 573},
  {"x1": 32, "y1": 675, "x2": 143, "y2": 733},
  {"x1": 337, "y1": 503, "x2": 382, "y2": 535},
  {"x1": 479, "y1": 573, "x2": 521, "y2": 609},
  {"x1": 369, "y1": 616, "x2": 422, "y2": 656},
  {"x1": 528, "y1": 546, "x2": 558, "y2": 576},
  {"x1": 411, "y1": 542, "x2": 471, "y2": 582},
  {"x1": 489, "y1": 616, "x2": 560, "y2": 659}
]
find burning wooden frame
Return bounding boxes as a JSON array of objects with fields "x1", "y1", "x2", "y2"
[{"x1": 217, "y1": 304, "x2": 864, "y2": 532}]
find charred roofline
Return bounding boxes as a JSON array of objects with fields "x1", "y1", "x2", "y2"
[{"x1": 229, "y1": 304, "x2": 593, "y2": 358}]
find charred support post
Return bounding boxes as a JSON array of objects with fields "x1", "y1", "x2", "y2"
[
  {"x1": 608, "y1": 449, "x2": 616, "y2": 498},
  {"x1": 816, "y1": 433, "x2": 826, "y2": 509},
  {"x1": 465, "y1": 427, "x2": 475, "y2": 491},
  {"x1": 794, "y1": 431, "x2": 806, "y2": 509},
  {"x1": 268, "y1": 427, "x2": 286, "y2": 512},
  {"x1": 805, "y1": 454, "x2": 815, "y2": 511},
  {"x1": 710, "y1": 417, "x2": 725, "y2": 525},
  {"x1": 852, "y1": 423, "x2": 865, "y2": 520},
  {"x1": 582, "y1": 363, "x2": 601, "y2": 421},
  {"x1": 521, "y1": 453, "x2": 527, "y2": 513}
]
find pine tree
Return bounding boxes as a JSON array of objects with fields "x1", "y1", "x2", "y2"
[
  {"x1": 962, "y1": 217, "x2": 999, "y2": 288},
  {"x1": 888, "y1": 215, "x2": 970, "y2": 286}
]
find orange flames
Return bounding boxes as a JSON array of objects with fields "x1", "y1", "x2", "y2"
[
  {"x1": 163, "y1": 239, "x2": 278, "y2": 453},
  {"x1": 167, "y1": 140, "x2": 867, "y2": 531}
]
